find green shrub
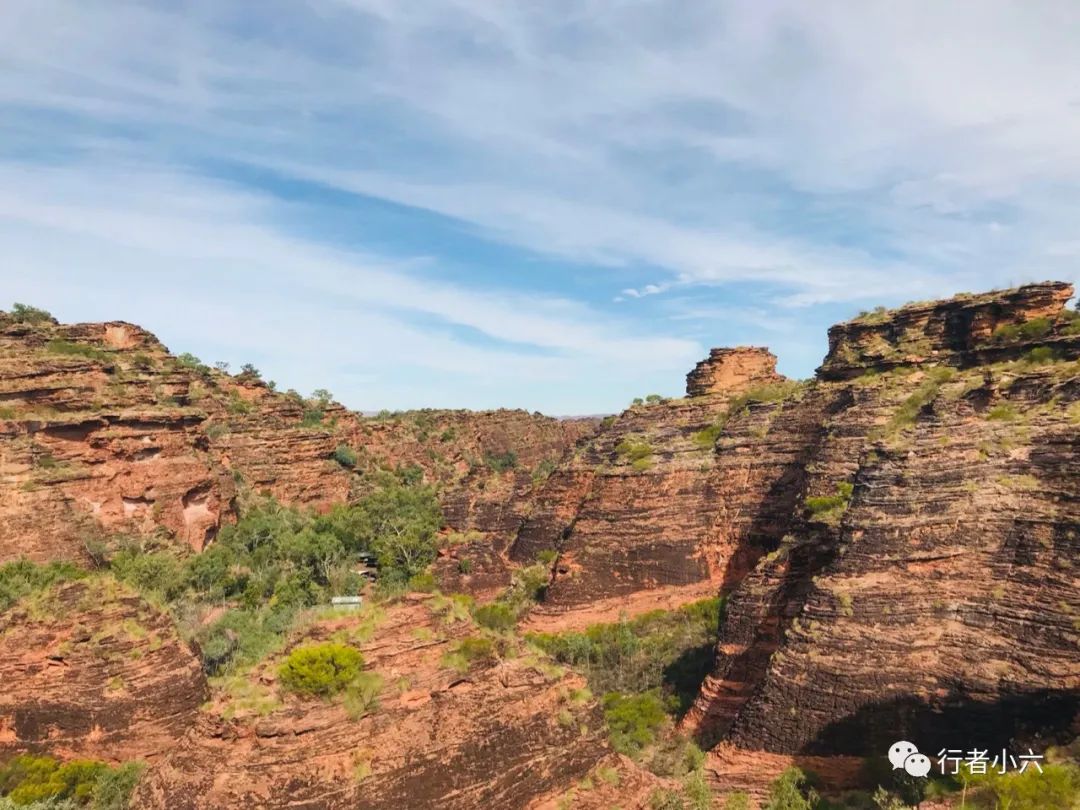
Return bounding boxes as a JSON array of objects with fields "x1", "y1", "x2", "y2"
[
  {"x1": 342, "y1": 672, "x2": 383, "y2": 719},
  {"x1": 682, "y1": 770, "x2": 712, "y2": 810},
  {"x1": 457, "y1": 557, "x2": 473, "y2": 574},
  {"x1": 805, "y1": 481, "x2": 854, "y2": 519},
  {"x1": 536, "y1": 549, "x2": 558, "y2": 565},
  {"x1": 0, "y1": 754, "x2": 139, "y2": 807},
  {"x1": 46, "y1": 339, "x2": 109, "y2": 362},
  {"x1": 615, "y1": 439, "x2": 653, "y2": 465},
  {"x1": 1062, "y1": 308, "x2": 1080, "y2": 335},
  {"x1": 602, "y1": 691, "x2": 669, "y2": 756},
  {"x1": 527, "y1": 597, "x2": 723, "y2": 713},
  {"x1": 406, "y1": 571, "x2": 438, "y2": 592},
  {"x1": 0, "y1": 559, "x2": 85, "y2": 612},
  {"x1": 987, "y1": 403, "x2": 1019, "y2": 421},
  {"x1": 963, "y1": 761, "x2": 1080, "y2": 810},
  {"x1": 531, "y1": 458, "x2": 557, "y2": 483},
  {"x1": 278, "y1": 642, "x2": 365, "y2": 696},
  {"x1": 1023, "y1": 346, "x2": 1059, "y2": 365},
  {"x1": 763, "y1": 767, "x2": 817, "y2": 810},
  {"x1": 109, "y1": 550, "x2": 186, "y2": 602},
  {"x1": 9, "y1": 303, "x2": 53, "y2": 324},
  {"x1": 457, "y1": 636, "x2": 496, "y2": 663},
  {"x1": 649, "y1": 788, "x2": 686, "y2": 809},
  {"x1": 693, "y1": 421, "x2": 725, "y2": 449},
  {"x1": 473, "y1": 602, "x2": 516, "y2": 631},
  {"x1": 90, "y1": 762, "x2": 144, "y2": 810},
  {"x1": 333, "y1": 444, "x2": 358, "y2": 468},
  {"x1": 484, "y1": 450, "x2": 518, "y2": 472},
  {"x1": 723, "y1": 793, "x2": 751, "y2": 810},
  {"x1": 300, "y1": 408, "x2": 325, "y2": 427},
  {"x1": 993, "y1": 317, "x2": 1054, "y2": 343}
]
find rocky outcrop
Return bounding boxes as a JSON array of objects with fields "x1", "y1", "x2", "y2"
[
  {"x1": 686, "y1": 347, "x2": 784, "y2": 398},
  {"x1": 683, "y1": 283, "x2": 1080, "y2": 768},
  {"x1": 0, "y1": 578, "x2": 207, "y2": 762},
  {"x1": 818, "y1": 280, "x2": 1079, "y2": 379},
  {"x1": 511, "y1": 360, "x2": 795, "y2": 627},
  {"x1": 714, "y1": 362, "x2": 1080, "y2": 756},
  {"x1": 134, "y1": 598, "x2": 608, "y2": 809}
]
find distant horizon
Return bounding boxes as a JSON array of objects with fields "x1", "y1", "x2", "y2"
[
  {"x1": 13, "y1": 275, "x2": 1075, "y2": 417},
  {"x1": 5, "y1": 2, "x2": 1080, "y2": 412}
]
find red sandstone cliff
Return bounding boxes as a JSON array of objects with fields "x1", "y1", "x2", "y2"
[
  {"x1": 0, "y1": 312, "x2": 594, "y2": 565},
  {"x1": 3, "y1": 283, "x2": 1079, "y2": 807}
]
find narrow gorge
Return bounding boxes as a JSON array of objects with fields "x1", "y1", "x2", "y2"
[{"x1": 1, "y1": 282, "x2": 1078, "y2": 808}]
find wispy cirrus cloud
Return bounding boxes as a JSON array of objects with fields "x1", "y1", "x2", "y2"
[{"x1": 2, "y1": 0, "x2": 1080, "y2": 410}]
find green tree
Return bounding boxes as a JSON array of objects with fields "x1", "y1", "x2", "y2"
[
  {"x1": 343, "y1": 477, "x2": 441, "y2": 583},
  {"x1": 278, "y1": 642, "x2": 365, "y2": 696},
  {"x1": 763, "y1": 767, "x2": 816, "y2": 810},
  {"x1": 9, "y1": 303, "x2": 53, "y2": 324}
]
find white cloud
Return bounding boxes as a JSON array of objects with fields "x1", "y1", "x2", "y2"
[{"x1": 2, "y1": 0, "x2": 1080, "y2": 410}]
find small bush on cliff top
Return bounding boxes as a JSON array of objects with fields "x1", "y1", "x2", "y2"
[
  {"x1": 9, "y1": 303, "x2": 53, "y2": 324},
  {"x1": 278, "y1": 642, "x2": 365, "y2": 696}
]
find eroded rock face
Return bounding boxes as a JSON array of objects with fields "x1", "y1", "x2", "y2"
[
  {"x1": 686, "y1": 347, "x2": 784, "y2": 398},
  {"x1": 713, "y1": 364, "x2": 1080, "y2": 756},
  {"x1": 0, "y1": 313, "x2": 594, "y2": 564},
  {"x1": 681, "y1": 284, "x2": 1080, "y2": 766},
  {"x1": 0, "y1": 579, "x2": 207, "y2": 762},
  {"x1": 133, "y1": 599, "x2": 608, "y2": 809},
  {"x1": 511, "y1": 368, "x2": 793, "y2": 627}
]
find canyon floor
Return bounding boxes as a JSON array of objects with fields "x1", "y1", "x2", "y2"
[{"x1": 1, "y1": 283, "x2": 1078, "y2": 809}]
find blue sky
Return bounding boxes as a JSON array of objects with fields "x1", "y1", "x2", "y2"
[{"x1": 3, "y1": 1, "x2": 1080, "y2": 414}]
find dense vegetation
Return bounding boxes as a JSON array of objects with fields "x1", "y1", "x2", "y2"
[
  {"x1": 0, "y1": 560, "x2": 85, "y2": 612},
  {"x1": 0, "y1": 755, "x2": 142, "y2": 809},
  {"x1": 528, "y1": 597, "x2": 723, "y2": 715},
  {"x1": 103, "y1": 472, "x2": 441, "y2": 675}
]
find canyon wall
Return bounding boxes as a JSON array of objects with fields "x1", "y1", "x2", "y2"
[
  {"x1": 510, "y1": 347, "x2": 787, "y2": 627},
  {"x1": 0, "y1": 312, "x2": 593, "y2": 565},
  {"x1": 3, "y1": 282, "x2": 1079, "y2": 806},
  {"x1": 684, "y1": 282, "x2": 1080, "y2": 769}
]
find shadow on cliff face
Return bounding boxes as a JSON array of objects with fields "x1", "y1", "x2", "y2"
[
  {"x1": 691, "y1": 389, "x2": 853, "y2": 748},
  {"x1": 803, "y1": 689, "x2": 1080, "y2": 757}
]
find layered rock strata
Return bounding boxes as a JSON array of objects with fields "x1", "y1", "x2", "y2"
[
  {"x1": 511, "y1": 348, "x2": 790, "y2": 627},
  {"x1": 0, "y1": 312, "x2": 593, "y2": 564},
  {"x1": 134, "y1": 599, "x2": 608, "y2": 809},
  {"x1": 0, "y1": 578, "x2": 207, "y2": 762}
]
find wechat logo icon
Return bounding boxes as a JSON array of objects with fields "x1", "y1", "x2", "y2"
[{"x1": 888, "y1": 741, "x2": 931, "y2": 777}]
